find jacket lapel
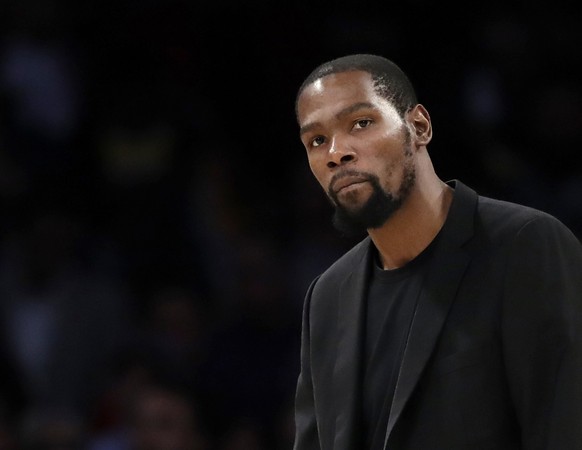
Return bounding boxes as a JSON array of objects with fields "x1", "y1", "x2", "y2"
[
  {"x1": 384, "y1": 180, "x2": 477, "y2": 447},
  {"x1": 332, "y1": 241, "x2": 372, "y2": 450}
]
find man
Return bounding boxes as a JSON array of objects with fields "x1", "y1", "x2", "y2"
[{"x1": 292, "y1": 53, "x2": 582, "y2": 450}]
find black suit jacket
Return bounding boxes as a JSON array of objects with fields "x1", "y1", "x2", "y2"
[{"x1": 294, "y1": 180, "x2": 582, "y2": 450}]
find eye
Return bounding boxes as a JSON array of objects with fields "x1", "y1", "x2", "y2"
[
  {"x1": 311, "y1": 136, "x2": 325, "y2": 147},
  {"x1": 353, "y1": 119, "x2": 372, "y2": 130}
]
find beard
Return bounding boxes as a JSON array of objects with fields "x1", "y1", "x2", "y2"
[{"x1": 327, "y1": 145, "x2": 416, "y2": 238}]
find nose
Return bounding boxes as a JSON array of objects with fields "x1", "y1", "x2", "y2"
[{"x1": 326, "y1": 137, "x2": 356, "y2": 169}]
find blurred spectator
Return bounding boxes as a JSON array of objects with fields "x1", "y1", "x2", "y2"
[
  {"x1": 185, "y1": 146, "x2": 249, "y2": 315},
  {"x1": 87, "y1": 284, "x2": 213, "y2": 445},
  {"x1": 140, "y1": 285, "x2": 212, "y2": 390},
  {"x1": 0, "y1": 206, "x2": 134, "y2": 420},
  {"x1": 19, "y1": 405, "x2": 86, "y2": 450},
  {"x1": 130, "y1": 386, "x2": 208, "y2": 450},
  {"x1": 0, "y1": 409, "x2": 19, "y2": 450},
  {"x1": 0, "y1": 0, "x2": 85, "y2": 204},
  {"x1": 196, "y1": 235, "x2": 300, "y2": 446},
  {"x1": 87, "y1": 353, "x2": 157, "y2": 445},
  {"x1": 88, "y1": 384, "x2": 209, "y2": 450},
  {"x1": 215, "y1": 418, "x2": 267, "y2": 450},
  {"x1": 0, "y1": 33, "x2": 81, "y2": 142},
  {"x1": 92, "y1": 82, "x2": 198, "y2": 300}
]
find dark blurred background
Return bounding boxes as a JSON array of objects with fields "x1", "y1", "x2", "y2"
[{"x1": 0, "y1": 0, "x2": 580, "y2": 448}]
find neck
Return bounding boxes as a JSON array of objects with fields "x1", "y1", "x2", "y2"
[{"x1": 368, "y1": 177, "x2": 453, "y2": 270}]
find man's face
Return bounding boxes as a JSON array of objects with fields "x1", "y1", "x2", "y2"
[{"x1": 297, "y1": 70, "x2": 416, "y2": 235}]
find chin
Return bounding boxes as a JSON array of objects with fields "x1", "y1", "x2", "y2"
[{"x1": 337, "y1": 190, "x2": 373, "y2": 210}]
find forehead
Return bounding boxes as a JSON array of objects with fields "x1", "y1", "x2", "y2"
[{"x1": 297, "y1": 70, "x2": 391, "y2": 125}]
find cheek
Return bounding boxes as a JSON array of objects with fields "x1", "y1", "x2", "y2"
[
  {"x1": 370, "y1": 150, "x2": 407, "y2": 187},
  {"x1": 383, "y1": 151, "x2": 415, "y2": 191}
]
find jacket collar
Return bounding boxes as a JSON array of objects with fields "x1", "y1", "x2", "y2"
[{"x1": 384, "y1": 179, "x2": 477, "y2": 446}]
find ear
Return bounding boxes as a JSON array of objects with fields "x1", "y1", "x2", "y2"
[{"x1": 407, "y1": 104, "x2": 432, "y2": 146}]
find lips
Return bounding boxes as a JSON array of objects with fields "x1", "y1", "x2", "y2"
[{"x1": 331, "y1": 175, "x2": 369, "y2": 194}]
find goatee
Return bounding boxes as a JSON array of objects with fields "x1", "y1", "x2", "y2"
[{"x1": 328, "y1": 166, "x2": 415, "y2": 238}]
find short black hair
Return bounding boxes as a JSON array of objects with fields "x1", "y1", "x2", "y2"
[{"x1": 296, "y1": 54, "x2": 418, "y2": 118}]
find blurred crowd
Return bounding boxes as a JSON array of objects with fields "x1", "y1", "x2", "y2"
[{"x1": 0, "y1": 0, "x2": 581, "y2": 448}]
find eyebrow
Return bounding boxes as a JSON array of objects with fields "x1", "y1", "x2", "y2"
[{"x1": 299, "y1": 101, "x2": 376, "y2": 136}]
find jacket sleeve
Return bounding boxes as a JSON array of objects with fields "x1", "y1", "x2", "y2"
[
  {"x1": 502, "y1": 215, "x2": 582, "y2": 449},
  {"x1": 293, "y1": 276, "x2": 321, "y2": 450}
]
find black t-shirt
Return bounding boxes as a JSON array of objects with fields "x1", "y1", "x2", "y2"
[{"x1": 362, "y1": 241, "x2": 437, "y2": 449}]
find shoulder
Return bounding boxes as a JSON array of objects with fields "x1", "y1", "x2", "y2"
[
  {"x1": 446, "y1": 179, "x2": 580, "y2": 254},
  {"x1": 475, "y1": 193, "x2": 579, "y2": 246}
]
